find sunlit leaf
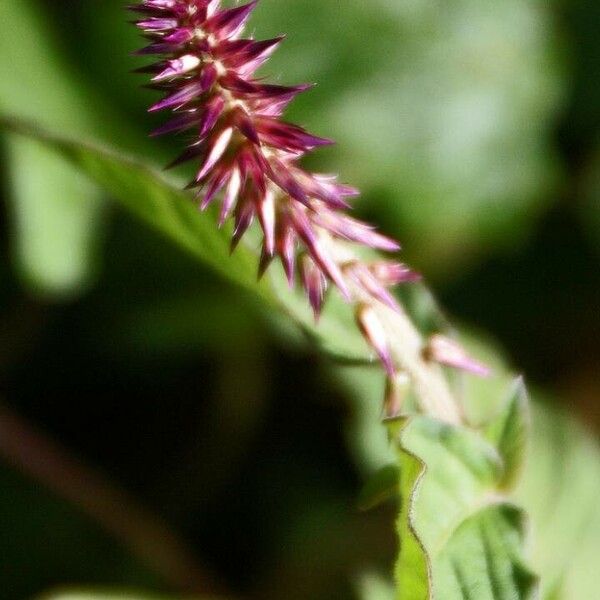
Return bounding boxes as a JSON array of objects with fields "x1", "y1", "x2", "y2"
[
  {"x1": 0, "y1": 0, "x2": 104, "y2": 295},
  {"x1": 358, "y1": 573, "x2": 395, "y2": 600},
  {"x1": 0, "y1": 117, "x2": 371, "y2": 363},
  {"x1": 515, "y1": 401, "x2": 600, "y2": 599},
  {"x1": 5, "y1": 136, "x2": 103, "y2": 297},
  {"x1": 0, "y1": 0, "x2": 147, "y2": 296},
  {"x1": 483, "y1": 378, "x2": 530, "y2": 491},
  {"x1": 390, "y1": 416, "x2": 538, "y2": 599}
]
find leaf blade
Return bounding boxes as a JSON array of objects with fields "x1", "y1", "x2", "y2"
[
  {"x1": 5, "y1": 135, "x2": 104, "y2": 297},
  {"x1": 483, "y1": 378, "x2": 530, "y2": 491},
  {"x1": 0, "y1": 116, "x2": 371, "y2": 363},
  {"x1": 391, "y1": 416, "x2": 539, "y2": 600}
]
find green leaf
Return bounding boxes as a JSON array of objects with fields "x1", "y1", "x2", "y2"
[
  {"x1": 0, "y1": 0, "x2": 105, "y2": 296},
  {"x1": 483, "y1": 378, "x2": 530, "y2": 491},
  {"x1": 0, "y1": 119, "x2": 258, "y2": 291},
  {"x1": 390, "y1": 416, "x2": 539, "y2": 599},
  {"x1": 440, "y1": 331, "x2": 600, "y2": 600},
  {"x1": 434, "y1": 505, "x2": 537, "y2": 599},
  {"x1": 0, "y1": 0, "x2": 147, "y2": 296},
  {"x1": 358, "y1": 573, "x2": 395, "y2": 600},
  {"x1": 5, "y1": 135, "x2": 103, "y2": 297},
  {"x1": 515, "y1": 401, "x2": 600, "y2": 599},
  {"x1": 579, "y1": 145, "x2": 600, "y2": 255},
  {"x1": 0, "y1": 116, "x2": 371, "y2": 363},
  {"x1": 358, "y1": 464, "x2": 400, "y2": 511}
]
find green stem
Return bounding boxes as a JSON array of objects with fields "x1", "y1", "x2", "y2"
[{"x1": 377, "y1": 304, "x2": 462, "y2": 425}]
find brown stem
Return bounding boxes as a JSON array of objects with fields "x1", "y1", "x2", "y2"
[{"x1": 0, "y1": 402, "x2": 228, "y2": 597}]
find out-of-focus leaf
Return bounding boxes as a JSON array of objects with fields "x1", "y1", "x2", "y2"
[
  {"x1": 254, "y1": 0, "x2": 563, "y2": 275},
  {"x1": 580, "y1": 146, "x2": 600, "y2": 254},
  {"x1": 7, "y1": 117, "x2": 600, "y2": 600},
  {"x1": 0, "y1": 0, "x2": 104, "y2": 295},
  {"x1": 390, "y1": 416, "x2": 538, "y2": 599},
  {"x1": 358, "y1": 573, "x2": 395, "y2": 600},
  {"x1": 0, "y1": 2, "x2": 94, "y2": 135},
  {"x1": 442, "y1": 335, "x2": 600, "y2": 600},
  {"x1": 5, "y1": 136, "x2": 103, "y2": 297},
  {"x1": 346, "y1": 352, "x2": 600, "y2": 599},
  {"x1": 483, "y1": 378, "x2": 530, "y2": 491},
  {"x1": 337, "y1": 365, "x2": 395, "y2": 473},
  {"x1": 0, "y1": 117, "x2": 372, "y2": 362},
  {"x1": 0, "y1": 0, "x2": 147, "y2": 297},
  {"x1": 514, "y1": 401, "x2": 600, "y2": 599},
  {"x1": 423, "y1": 331, "x2": 600, "y2": 599},
  {"x1": 357, "y1": 464, "x2": 399, "y2": 511}
]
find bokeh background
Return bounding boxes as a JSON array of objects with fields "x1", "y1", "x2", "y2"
[{"x1": 0, "y1": 1, "x2": 599, "y2": 599}]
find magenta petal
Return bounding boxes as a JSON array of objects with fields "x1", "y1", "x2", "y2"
[
  {"x1": 267, "y1": 158, "x2": 308, "y2": 205},
  {"x1": 301, "y1": 256, "x2": 327, "y2": 319},
  {"x1": 220, "y1": 72, "x2": 258, "y2": 95},
  {"x1": 200, "y1": 168, "x2": 229, "y2": 210},
  {"x1": 314, "y1": 212, "x2": 401, "y2": 252},
  {"x1": 277, "y1": 222, "x2": 296, "y2": 286},
  {"x1": 137, "y1": 18, "x2": 178, "y2": 32},
  {"x1": 200, "y1": 63, "x2": 218, "y2": 92},
  {"x1": 196, "y1": 127, "x2": 233, "y2": 181},
  {"x1": 257, "y1": 190, "x2": 276, "y2": 256},
  {"x1": 150, "y1": 111, "x2": 200, "y2": 137},
  {"x1": 164, "y1": 28, "x2": 194, "y2": 44},
  {"x1": 236, "y1": 111, "x2": 261, "y2": 145},
  {"x1": 225, "y1": 36, "x2": 285, "y2": 75},
  {"x1": 290, "y1": 209, "x2": 350, "y2": 300},
  {"x1": 152, "y1": 54, "x2": 201, "y2": 82},
  {"x1": 165, "y1": 143, "x2": 204, "y2": 169},
  {"x1": 356, "y1": 305, "x2": 395, "y2": 377},
  {"x1": 257, "y1": 248, "x2": 274, "y2": 279},
  {"x1": 350, "y1": 265, "x2": 400, "y2": 312},
  {"x1": 133, "y1": 0, "x2": 410, "y2": 344},
  {"x1": 199, "y1": 96, "x2": 225, "y2": 138},
  {"x1": 205, "y1": 1, "x2": 258, "y2": 39},
  {"x1": 149, "y1": 80, "x2": 206, "y2": 112},
  {"x1": 370, "y1": 262, "x2": 421, "y2": 285},
  {"x1": 231, "y1": 200, "x2": 256, "y2": 250},
  {"x1": 426, "y1": 335, "x2": 491, "y2": 378},
  {"x1": 220, "y1": 167, "x2": 242, "y2": 224}
]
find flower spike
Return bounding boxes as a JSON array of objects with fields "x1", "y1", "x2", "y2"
[{"x1": 131, "y1": 0, "x2": 443, "y2": 375}]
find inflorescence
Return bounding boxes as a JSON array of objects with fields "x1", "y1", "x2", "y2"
[{"x1": 131, "y1": 0, "x2": 487, "y2": 384}]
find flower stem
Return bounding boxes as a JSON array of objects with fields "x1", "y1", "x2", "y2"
[{"x1": 376, "y1": 305, "x2": 462, "y2": 425}]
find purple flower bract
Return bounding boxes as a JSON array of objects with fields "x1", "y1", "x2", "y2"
[{"x1": 131, "y1": 0, "x2": 422, "y2": 373}]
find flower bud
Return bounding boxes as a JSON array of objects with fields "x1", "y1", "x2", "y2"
[
  {"x1": 424, "y1": 335, "x2": 490, "y2": 377},
  {"x1": 356, "y1": 304, "x2": 395, "y2": 377}
]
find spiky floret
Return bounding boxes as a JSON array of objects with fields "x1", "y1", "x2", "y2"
[{"x1": 130, "y1": 0, "x2": 487, "y2": 379}]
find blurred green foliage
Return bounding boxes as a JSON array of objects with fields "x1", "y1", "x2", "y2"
[
  {"x1": 1, "y1": 0, "x2": 599, "y2": 599},
  {"x1": 257, "y1": 0, "x2": 564, "y2": 274}
]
